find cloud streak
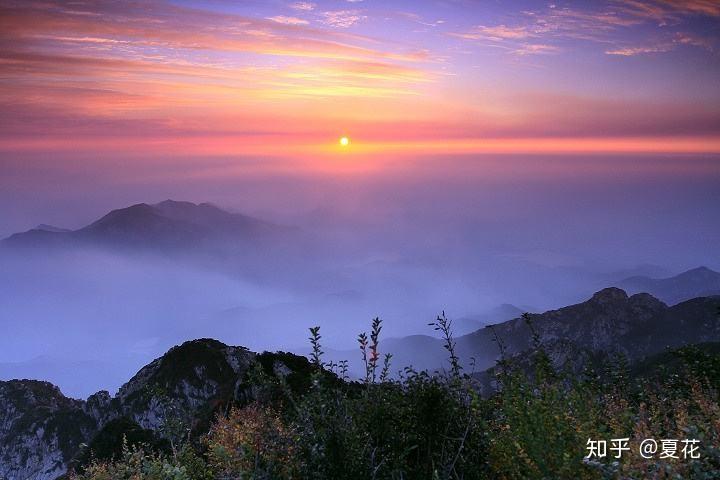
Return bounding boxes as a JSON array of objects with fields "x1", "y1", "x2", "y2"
[
  {"x1": 267, "y1": 16, "x2": 309, "y2": 25},
  {"x1": 449, "y1": 1, "x2": 719, "y2": 56}
]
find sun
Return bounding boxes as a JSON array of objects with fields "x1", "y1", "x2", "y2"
[{"x1": 339, "y1": 136, "x2": 350, "y2": 147}]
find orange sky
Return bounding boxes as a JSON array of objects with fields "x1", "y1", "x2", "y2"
[{"x1": 1, "y1": 0, "x2": 720, "y2": 162}]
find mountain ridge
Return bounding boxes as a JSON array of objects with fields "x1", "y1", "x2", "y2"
[
  {"x1": 1, "y1": 200, "x2": 292, "y2": 251},
  {"x1": 322, "y1": 286, "x2": 720, "y2": 381},
  {"x1": 615, "y1": 265, "x2": 720, "y2": 304}
]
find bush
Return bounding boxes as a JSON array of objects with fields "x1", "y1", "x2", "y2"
[
  {"x1": 205, "y1": 404, "x2": 298, "y2": 479},
  {"x1": 73, "y1": 318, "x2": 720, "y2": 479}
]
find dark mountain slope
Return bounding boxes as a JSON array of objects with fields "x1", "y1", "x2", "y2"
[{"x1": 456, "y1": 288, "x2": 719, "y2": 370}]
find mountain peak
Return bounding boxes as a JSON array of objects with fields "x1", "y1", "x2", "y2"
[
  {"x1": 152, "y1": 199, "x2": 229, "y2": 220},
  {"x1": 121, "y1": 202, "x2": 152, "y2": 211},
  {"x1": 153, "y1": 199, "x2": 204, "y2": 211},
  {"x1": 155, "y1": 199, "x2": 196, "y2": 207},
  {"x1": 91, "y1": 203, "x2": 155, "y2": 223},
  {"x1": 81, "y1": 203, "x2": 165, "y2": 234},
  {"x1": 680, "y1": 266, "x2": 718, "y2": 278},
  {"x1": 590, "y1": 287, "x2": 629, "y2": 303},
  {"x1": 34, "y1": 224, "x2": 70, "y2": 233},
  {"x1": 116, "y1": 338, "x2": 254, "y2": 413},
  {"x1": 2, "y1": 200, "x2": 290, "y2": 251},
  {"x1": 628, "y1": 292, "x2": 666, "y2": 310}
]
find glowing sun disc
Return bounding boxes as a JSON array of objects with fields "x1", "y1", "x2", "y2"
[{"x1": 339, "y1": 136, "x2": 350, "y2": 146}]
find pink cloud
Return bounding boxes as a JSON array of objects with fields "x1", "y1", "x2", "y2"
[
  {"x1": 605, "y1": 45, "x2": 672, "y2": 55},
  {"x1": 267, "y1": 15, "x2": 309, "y2": 25},
  {"x1": 512, "y1": 43, "x2": 561, "y2": 55},
  {"x1": 451, "y1": 24, "x2": 533, "y2": 41}
]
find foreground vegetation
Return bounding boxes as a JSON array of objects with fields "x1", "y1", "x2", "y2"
[{"x1": 71, "y1": 315, "x2": 720, "y2": 479}]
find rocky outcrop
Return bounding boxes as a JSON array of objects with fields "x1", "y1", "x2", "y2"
[
  {"x1": 114, "y1": 339, "x2": 254, "y2": 433},
  {"x1": 0, "y1": 339, "x2": 262, "y2": 480},
  {"x1": 0, "y1": 381, "x2": 97, "y2": 480}
]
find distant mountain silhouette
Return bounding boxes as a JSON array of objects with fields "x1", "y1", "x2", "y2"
[
  {"x1": 603, "y1": 264, "x2": 673, "y2": 282},
  {"x1": 458, "y1": 287, "x2": 719, "y2": 372},
  {"x1": 615, "y1": 266, "x2": 720, "y2": 305},
  {"x1": 452, "y1": 303, "x2": 526, "y2": 335},
  {"x1": 1, "y1": 200, "x2": 292, "y2": 251},
  {"x1": 326, "y1": 287, "x2": 720, "y2": 377},
  {"x1": 34, "y1": 224, "x2": 71, "y2": 233}
]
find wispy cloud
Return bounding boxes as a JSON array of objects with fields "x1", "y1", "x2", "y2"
[
  {"x1": 397, "y1": 12, "x2": 445, "y2": 28},
  {"x1": 448, "y1": 7, "x2": 637, "y2": 47},
  {"x1": 513, "y1": 44, "x2": 561, "y2": 55},
  {"x1": 321, "y1": 10, "x2": 366, "y2": 28},
  {"x1": 674, "y1": 32, "x2": 716, "y2": 50},
  {"x1": 606, "y1": 31, "x2": 716, "y2": 56},
  {"x1": 290, "y1": 2, "x2": 315, "y2": 11},
  {"x1": 616, "y1": 0, "x2": 720, "y2": 24},
  {"x1": 450, "y1": 25, "x2": 533, "y2": 41},
  {"x1": 0, "y1": 2, "x2": 416, "y2": 62},
  {"x1": 449, "y1": 2, "x2": 719, "y2": 55},
  {"x1": 605, "y1": 45, "x2": 672, "y2": 56},
  {"x1": 660, "y1": 0, "x2": 720, "y2": 17},
  {"x1": 267, "y1": 15, "x2": 309, "y2": 25}
]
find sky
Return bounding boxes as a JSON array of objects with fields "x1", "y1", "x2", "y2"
[
  {"x1": 2, "y1": 0, "x2": 720, "y2": 237},
  {"x1": 1, "y1": 0, "x2": 719, "y2": 160},
  {"x1": 1, "y1": 0, "x2": 720, "y2": 397}
]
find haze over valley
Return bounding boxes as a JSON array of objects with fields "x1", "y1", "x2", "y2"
[{"x1": 2, "y1": 168, "x2": 719, "y2": 398}]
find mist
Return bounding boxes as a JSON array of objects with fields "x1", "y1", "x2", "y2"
[{"x1": 1, "y1": 153, "x2": 719, "y2": 398}]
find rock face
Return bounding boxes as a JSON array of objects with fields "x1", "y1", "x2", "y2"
[
  {"x1": 113, "y1": 339, "x2": 255, "y2": 432},
  {"x1": 0, "y1": 381, "x2": 96, "y2": 480},
  {"x1": 0, "y1": 339, "x2": 259, "y2": 480}
]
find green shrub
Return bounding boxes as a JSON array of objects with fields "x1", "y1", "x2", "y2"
[{"x1": 73, "y1": 318, "x2": 720, "y2": 480}]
